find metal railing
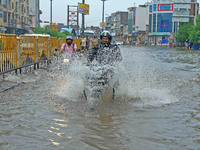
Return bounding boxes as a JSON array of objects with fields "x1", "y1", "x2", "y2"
[
  {"x1": 0, "y1": 34, "x2": 17, "y2": 73},
  {"x1": 0, "y1": 34, "x2": 98, "y2": 75}
]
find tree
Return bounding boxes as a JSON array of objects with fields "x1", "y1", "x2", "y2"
[
  {"x1": 175, "y1": 22, "x2": 194, "y2": 43},
  {"x1": 33, "y1": 26, "x2": 72, "y2": 38},
  {"x1": 189, "y1": 16, "x2": 200, "y2": 43}
]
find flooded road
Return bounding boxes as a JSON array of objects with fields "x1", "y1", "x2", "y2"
[{"x1": 0, "y1": 46, "x2": 200, "y2": 150}]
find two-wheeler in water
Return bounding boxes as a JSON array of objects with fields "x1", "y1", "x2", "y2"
[{"x1": 83, "y1": 61, "x2": 116, "y2": 110}]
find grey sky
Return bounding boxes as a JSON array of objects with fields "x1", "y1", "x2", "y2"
[{"x1": 40, "y1": 0, "x2": 149, "y2": 27}]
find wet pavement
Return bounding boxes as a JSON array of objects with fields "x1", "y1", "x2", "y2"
[{"x1": 0, "y1": 46, "x2": 200, "y2": 150}]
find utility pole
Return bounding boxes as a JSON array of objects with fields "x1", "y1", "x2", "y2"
[
  {"x1": 101, "y1": 0, "x2": 107, "y2": 31},
  {"x1": 67, "y1": 5, "x2": 79, "y2": 37},
  {"x1": 36, "y1": 0, "x2": 39, "y2": 27},
  {"x1": 50, "y1": 0, "x2": 53, "y2": 29},
  {"x1": 194, "y1": 0, "x2": 197, "y2": 26},
  {"x1": 81, "y1": 0, "x2": 85, "y2": 37}
]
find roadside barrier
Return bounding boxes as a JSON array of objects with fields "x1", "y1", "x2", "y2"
[
  {"x1": 0, "y1": 34, "x2": 98, "y2": 75},
  {"x1": 19, "y1": 35, "x2": 36, "y2": 67},
  {"x1": 0, "y1": 34, "x2": 17, "y2": 74}
]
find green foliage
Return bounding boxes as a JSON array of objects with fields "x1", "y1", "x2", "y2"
[
  {"x1": 33, "y1": 26, "x2": 72, "y2": 38},
  {"x1": 176, "y1": 15, "x2": 200, "y2": 44},
  {"x1": 175, "y1": 22, "x2": 194, "y2": 43},
  {"x1": 189, "y1": 16, "x2": 200, "y2": 43}
]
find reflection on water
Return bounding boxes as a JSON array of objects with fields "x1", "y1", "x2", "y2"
[{"x1": 0, "y1": 46, "x2": 199, "y2": 150}]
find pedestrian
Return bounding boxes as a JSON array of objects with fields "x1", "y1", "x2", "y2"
[
  {"x1": 185, "y1": 41, "x2": 188, "y2": 49},
  {"x1": 144, "y1": 40, "x2": 147, "y2": 45},
  {"x1": 81, "y1": 35, "x2": 87, "y2": 53},
  {"x1": 189, "y1": 42, "x2": 193, "y2": 50},
  {"x1": 86, "y1": 35, "x2": 90, "y2": 53},
  {"x1": 88, "y1": 35, "x2": 93, "y2": 52}
]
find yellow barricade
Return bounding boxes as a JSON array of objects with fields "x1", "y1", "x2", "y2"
[
  {"x1": 58, "y1": 38, "x2": 65, "y2": 51},
  {"x1": 0, "y1": 34, "x2": 99, "y2": 74},
  {"x1": 37, "y1": 36, "x2": 49, "y2": 60},
  {"x1": 49, "y1": 37, "x2": 58, "y2": 57},
  {"x1": 92, "y1": 40, "x2": 98, "y2": 46},
  {"x1": 0, "y1": 34, "x2": 17, "y2": 72},
  {"x1": 73, "y1": 39, "x2": 81, "y2": 50},
  {"x1": 19, "y1": 35, "x2": 36, "y2": 66}
]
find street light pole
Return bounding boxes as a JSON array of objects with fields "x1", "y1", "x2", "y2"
[
  {"x1": 82, "y1": 0, "x2": 85, "y2": 37},
  {"x1": 100, "y1": 0, "x2": 107, "y2": 31},
  {"x1": 36, "y1": 0, "x2": 39, "y2": 27},
  {"x1": 194, "y1": 0, "x2": 197, "y2": 26},
  {"x1": 50, "y1": 0, "x2": 53, "y2": 29}
]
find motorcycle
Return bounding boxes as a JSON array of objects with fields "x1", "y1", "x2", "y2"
[
  {"x1": 54, "y1": 48, "x2": 81, "y2": 64},
  {"x1": 83, "y1": 61, "x2": 116, "y2": 110}
]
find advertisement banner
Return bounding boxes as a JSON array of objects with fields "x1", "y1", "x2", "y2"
[
  {"x1": 78, "y1": 3, "x2": 89, "y2": 15},
  {"x1": 100, "y1": 22, "x2": 106, "y2": 28},
  {"x1": 17, "y1": 21, "x2": 21, "y2": 28},
  {"x1": 50, "y1": 23, "x2": 57, "y2": 31}
]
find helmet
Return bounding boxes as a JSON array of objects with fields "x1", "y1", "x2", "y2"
[
  {"x1": 66, "y1": 35, "x2": 73, "y2": 45},
  {"x1": 100, "y1": 31, "x2": 112, "y2": 45},
  {"x1": 66, "y1": 35, "x2": 73, "y2": 42}
]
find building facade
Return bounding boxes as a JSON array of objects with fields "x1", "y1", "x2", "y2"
[
  {"x1": 110, "y1": 11, "x2": 128, "y2": 41},
  {"x1": 0, "y1": 0, "x2": 40, "y2": 34},
  {"x1": 148, "y1": 0, "x2": 174, "y2": 44},
  {"x1": 105, "y1": 16, "x2": 111, "y2": 32},
  {"x1": 148, "y1": 0, "x2": 199, "y2": 45},
  {"x1": 173, "y1": 0, "x2": 199, "y2": 32},
  {"x1": 128, "y1": 5, "x2": 149, "y2": 44},
  {"x1": 29, "y1": 0, "x2": 41, "y2": 29}
]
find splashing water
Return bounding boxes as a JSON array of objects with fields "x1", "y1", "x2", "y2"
[
  {"x1": 48, "y1": 48, "x2": 179, "y2": 109},
  {"x1": 1, "y1": 47, "x2": 179, "y2": 109}
]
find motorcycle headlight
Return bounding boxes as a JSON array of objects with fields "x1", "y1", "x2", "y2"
[{"x1": 63, "y1": 59, "x2": 70, "y2": 63}]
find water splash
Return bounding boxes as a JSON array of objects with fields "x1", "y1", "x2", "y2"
[
  {"x1": 50, "y1": 54, "x2": 88, "y2": 101},
  {"x1": 115, "y1": 48, "x2": 179, "y2": 107},
  {"x1": 49, "y1": 49, "x2": 180, "y2": 108}
]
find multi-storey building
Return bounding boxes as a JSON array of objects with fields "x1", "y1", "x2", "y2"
[
  {"x1": 29, "y1": 0, "x2": 41, "y2": 29},
  {"x1": 105, "y1": 16, "x2": 111, "y2": 32},
  {"x1": 173, "y1": 0, "x2": 199, "y2": 32},
  {"x1": 128, "y1": 4, "x2": 149, "y2": 44},
  {"x1": 148, "y1": 0, "x2": 174, "y2": 44},
  {"x1": 148, "y1": 0, "x2": 199, "y2": 45},
  {"x1": 0, "y1": 0, "x2": 40, "y2": 34},
  {"x1": 110, "y1": 11, "x2": 128, "y2": 41}
]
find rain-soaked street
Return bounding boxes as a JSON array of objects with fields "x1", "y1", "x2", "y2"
[{"x1": 0, "y1": 46, "x2": 200, "y2": 150}]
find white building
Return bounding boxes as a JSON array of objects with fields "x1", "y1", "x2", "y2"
[
  {"x1": 173, "y1": 0, "x2": 198, "y2": 32},
  {"x1": 128, "y1": 5, "x2": 149, "y2": 43},
  {"x1": 148, "y1": 0, "x2": 199, "y2": 45},
  {"x1": 29, "y1": 0, "x2": 40, "y2": 28}
]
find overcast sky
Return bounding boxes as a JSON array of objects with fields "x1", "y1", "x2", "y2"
[{"x1": 40, "y1": 0, "x2": 150, "y2": 27}]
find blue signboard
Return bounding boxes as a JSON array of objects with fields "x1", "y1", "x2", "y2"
[{"x1": 162, "y1": 39, "x2": 167, "y2": 43}]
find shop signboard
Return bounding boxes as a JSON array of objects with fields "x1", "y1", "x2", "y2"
[
  {"x1": 100, "y1": 22, "x2": 106, "y2": 28},
  {"x1": 78, "y1": 3, "x2": 89, "y2": 15}
]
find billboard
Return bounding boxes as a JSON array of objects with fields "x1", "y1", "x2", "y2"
[
  {"x1": 78, "y1": 3, "x2": 89, "y2": 15},
  {"x1": 49, "y1": 23, "x2": 57, "y2": 31},
  {"x1": 100, "y1": 22, "x2": 106, "y2": 28}
]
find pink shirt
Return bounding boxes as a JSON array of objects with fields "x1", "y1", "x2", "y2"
[{"x1": 61, "y1": 43, "x2": 77, "y2": 54}]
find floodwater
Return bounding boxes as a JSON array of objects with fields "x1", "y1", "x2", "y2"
[{"x1": 0, "y1": 46, "x2": 200, "y2": 150}]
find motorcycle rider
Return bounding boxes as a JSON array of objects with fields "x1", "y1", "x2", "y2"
[
  {"x1": 84, "y1": 31, "x2": 122, "y2": 107},
  {"x1": 59, "y1": 35, "x2": 77, "y2": 54},
  {"x1": 87, "y1": 31, "x2": 122, "y2": 65}
]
